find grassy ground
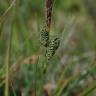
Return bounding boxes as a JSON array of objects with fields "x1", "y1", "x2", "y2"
[{"x1": 0, "y1": 0, "x2": 96, "y2": 96}]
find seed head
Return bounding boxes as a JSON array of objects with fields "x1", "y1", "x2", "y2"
[
  {"x1": 45, "y1": 0, "x2": 54, "y2": 32},
  {"x1": 40, "y1": 27, "x2": 49, "y2": 47},
  {"x1": 46, "y1": 36, "x2": 60, "y2": 60}
]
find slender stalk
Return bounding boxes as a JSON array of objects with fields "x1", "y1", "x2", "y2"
[
  {"x1": 39, "y1": 54, "x2": 49, "y2": 95},
  {"x1": 34, "y1": 56, "x2": 39, "y2": 96},
  {"x1": 0, "y1": 0, "x2": 16, "y2": 22},
  {"x1": 5, "y1": 24, "x2": 12, "y2": 96},
  {"x1": 81, "y1": 84, "x2": 96, "y2": 96}
]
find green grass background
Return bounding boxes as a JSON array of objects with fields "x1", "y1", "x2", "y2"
[{"x1": 0, "y1": 0, "x2": 96, "y2": 96}]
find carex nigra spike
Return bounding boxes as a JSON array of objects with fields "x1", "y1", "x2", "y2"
[
  {"x1": 45, "y1": 0, "x2": 54, "y2": 32},
  {"x1": 46, "y1": 36, "x2": 60, "y2": 60},
  {"x1": 40, "y1": 26, "x2": 49, "y2": 47}
]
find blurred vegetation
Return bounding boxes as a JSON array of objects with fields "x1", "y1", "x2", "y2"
[{"x1": 0, "y1": 0, "x2": 96, "y2": 96}]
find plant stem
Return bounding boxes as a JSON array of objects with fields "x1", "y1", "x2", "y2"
[{"x1": 5, "y1": 26, "x2": 12, "y2": 96}]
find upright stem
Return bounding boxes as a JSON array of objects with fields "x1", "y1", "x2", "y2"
[{"x1": 5, "y1": 25, "x2": 12, "y2": 96}]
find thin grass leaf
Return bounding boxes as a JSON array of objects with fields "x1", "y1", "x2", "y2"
[
  {"x1": 0, "y1": 0, "x2": 16, "y2": 22},
  {"x1": 81, "y1": 84, "x2": 96, "y2": 96},
  {"x1": 4, "y1": 26, "x2": 12, "y2": 96}
]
